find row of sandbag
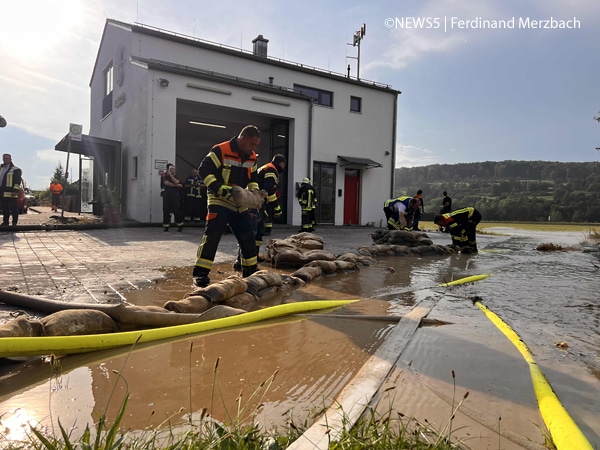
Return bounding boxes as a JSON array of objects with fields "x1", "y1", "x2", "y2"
[
  {"x1": 265, "y1": 232, "x2": 375, "y2": 269},
  {"x1": 164, "y1": 250, "x2": 375, "y2": 314},
  {"x1": 359, "y1": 229, "x2": 453, "y2": 257}
]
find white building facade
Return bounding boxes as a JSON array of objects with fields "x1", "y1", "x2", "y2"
[{"x1": 88, "y1": 19, "x2": 399, "y2": 226}]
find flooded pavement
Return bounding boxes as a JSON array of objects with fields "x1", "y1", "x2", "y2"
[{"x1": 0, "y1": 227, "x2": 599, "y2": 448}]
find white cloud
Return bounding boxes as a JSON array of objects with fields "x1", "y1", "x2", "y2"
[{"x1": 395, "y1": 144, "x2": 440, "y2": 168}]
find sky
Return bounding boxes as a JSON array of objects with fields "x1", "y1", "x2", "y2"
[{"x1": 1, "y1": 0, "x2": 599, "y2": 190}]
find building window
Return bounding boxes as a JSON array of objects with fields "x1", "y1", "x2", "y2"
[
  {"x1": 132, "y1": 156, "x2": 138, "y2": 179},
  {"x1": 350, "y1": 96, "x2": 362, "y2": 113},
  {"x1": 102, "y1": 62, "x2": 114, "y2": 118},
  {"x1": 294, "y1": 84, "x2": 333, "y2": 107}
]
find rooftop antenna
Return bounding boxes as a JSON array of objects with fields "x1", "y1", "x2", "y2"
[{"x1": 346, "y1": 23, "x2": 366, "y2": 80}]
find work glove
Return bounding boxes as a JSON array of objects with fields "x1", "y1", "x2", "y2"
[
  {"x1": 273, "y1": 205, "x2": 282, "y2": 217},
  {"x1": 217, "y1": 185, "x2": 233, "y2": 200}
]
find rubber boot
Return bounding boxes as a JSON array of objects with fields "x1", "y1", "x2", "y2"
[
  {"x1": 192, "y1": 267, "x2": 211, "y2": 287},
  {"x1": 242, "y1": 264, "x2": 257, "y2": 278}
]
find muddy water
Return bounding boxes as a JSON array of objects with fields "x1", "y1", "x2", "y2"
[{"x1": 0, "y1": 230, "x2": 599, "y2": 447}]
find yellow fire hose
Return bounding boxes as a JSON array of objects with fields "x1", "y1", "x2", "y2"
[{"x1": 474, "y1": 300, "x2": 593, "y2": 450}]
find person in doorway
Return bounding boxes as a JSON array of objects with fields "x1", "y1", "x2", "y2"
[
  {"x1": 1, "y1": 153, "x2": 22, "y2": 227},
  {"x1": 297, "y1": 177, "x2": 317, "y2": 232},
  {"x1": 433, "y1": 207, "x2": 482, "y2": 253},
  {"x1": 183, "y1": 168, "x2": 204, "y2": 223},
  {"x1": 49, "y1": 179, "x2": 63, "y2": 212},
  {"x1": 438, "y1": 191, "x2": 453, "y2": 232},
  {"x1": 412, "y1": 189, "x2": 425, "y2": 231},
  {"x1": 192, "y1": 125, "x2": 261, "y2": 287},
  {"x1": 162, "y1": 164, "x2": 184, "y2": 232},
  {"x1": 383, "y1": 196, "x2": 419, "y2": 230}
]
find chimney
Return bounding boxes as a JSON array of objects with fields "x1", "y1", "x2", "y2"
[{"x1": 252, "y1": 34, "x2": 269, "y2": 58}]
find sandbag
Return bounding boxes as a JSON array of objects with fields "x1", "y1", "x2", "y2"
[
  {"x1": 388, "y1": 230, "x2": 416, "y2": 240},
  {"x1": 296, "y1": 239, "x2": 324, "y2": 250},
  {"x1": 0, "y1": 316, "x2": 45, "y2": 337},
  {"x1": 306, "y1": 260, "x2": 338, "y2": 274},
  {"x1": 291, "y1": 266, "x2": 323, "y2": 282},
  {"x1": 42, "y1": 310, "x2": 117, "y2": 336},
  {"x1": 273, "y1": 250, "x2": 309, "y2": 268},
  {"x1": 390, "y1": 245, "x2": 411, "y2": 255},
  {"x1": 252, "y1": 270, "x2": 284, "y2": 287},
  {"x1": 245, "y1": 275, "x2": 269, "y2": 296},
  {"x1": 255, "y1": 286, "x2": 282, "y2": 303},
  {"x1": 164, "y1": 295, "x2": 212, "y2": 314},
  {"x1": 222, "y1": 292, "x2": 257, "y2": 309},
  {"x1": 334, "y1": 260, "x2": 358, "y2": 272},
  {"x1": 292, "y1": 232, "x2": 324, "y2": 243},
  {"x1": 304, "y1": 249, "x2": 336, "y2": 261},
  {"x1": 199, "y1": 304, "x2": 248, "y2": 320},
  {"x1": 231, "y1": 186, "x2": 267, "y2": 209},
  {"x1": 193, "y1": 276, "x2": 248, "y2": 303}
]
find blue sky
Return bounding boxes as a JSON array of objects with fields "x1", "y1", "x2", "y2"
[{"x1": 1, "y1": 0, "x2": 599, "y2": 190}]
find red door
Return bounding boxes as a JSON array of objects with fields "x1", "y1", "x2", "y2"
[{"x1": 343, "y1": 170, "x2": 360, "y2": 225}]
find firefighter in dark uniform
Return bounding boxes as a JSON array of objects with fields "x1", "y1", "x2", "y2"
[
  {"x1": 162, "y1": 164, "x2": 184, "y2": 232},
  {"x1": 192, "y1": 125, "x2": 261, "y2": 287},
  {"x1": 183, "y1": 168, "x2": 204, "y2": 222},
  {"x1": 383, "y1": 196, "x2": 419, "y2": 230},
  {"x1": 297, "y1": 177, "x2": 317, "y2": 232},
  {"x1": 257, "y1": 154, "x2": 285, "y2": 238},
  {"x1": 434, "y1": 207, "x2": 482, "y2": 252}
]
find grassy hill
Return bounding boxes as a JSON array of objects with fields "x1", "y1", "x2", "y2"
[{"x1": 394, "y1": 160, "x2": 600, "y2": 222}]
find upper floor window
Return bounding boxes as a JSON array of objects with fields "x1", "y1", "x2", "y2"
[
  {"x1": 294, "y1": 84, "x2": 333, "y2": 107},
  {"x1": 350, "y1": 96, "x2": 362, "y2": 113},
  {"x1": 102, "y1": 62, "x2": 114, "y2": 118},
  {"x1": 105, "y1": 64, "x2": 114, "y2": 95}
]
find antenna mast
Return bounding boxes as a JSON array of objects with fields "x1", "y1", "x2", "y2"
[{"x1": 352, "y1": 23, "x2": 366, "y2": 80}]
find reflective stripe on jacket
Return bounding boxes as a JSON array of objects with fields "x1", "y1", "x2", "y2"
[
  {"x1": 1, "y1": 164, "x2": 21, "y2": 199},
  {"x1": 199, "y1": 138, "x2": 258, "y2": 210}
]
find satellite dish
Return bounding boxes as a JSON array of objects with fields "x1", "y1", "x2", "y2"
[{"x1": 0, "y1": 115, "x2": 6, "y2": 128}]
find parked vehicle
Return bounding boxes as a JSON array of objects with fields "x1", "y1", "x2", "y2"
[{"x1": 24, "y1": 189, "x2": 38, "y2": 207}]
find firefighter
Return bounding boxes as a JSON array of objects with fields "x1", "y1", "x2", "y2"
[
  {"x1": 183, "y1": 167, "x2": 204, "y2": 223},
  {"x1": 257, "y1": 154, "x2": 285, "y2": 237},
  {"x1": 433, "y1": 207, "x2": 482, "y2": 252},
  {"x1": 192, "y1": 125, "x2": 261, "y2": 287},
  {"x1": 297, "y1": 177, "x2": 317, "y2": 232},
  {"x1": 1, "y1": 153, "x2": 22, "y2": 227},
  {"x1": 383, "y1": 196, "x2": 419, "y2": 230}
]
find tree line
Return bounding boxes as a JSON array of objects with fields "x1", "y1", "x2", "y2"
[{"x1": 394, "y1": 160, "x2": 600, "y2": 223}]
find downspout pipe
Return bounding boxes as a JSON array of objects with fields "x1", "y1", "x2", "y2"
[{"x1": 390, "y1": 92, "x2": 399, "y2": 198}]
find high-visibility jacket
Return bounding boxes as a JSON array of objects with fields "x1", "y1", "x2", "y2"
[
  {"x1": 297, "y1": 183, "x2": 317, "y2": 211},
  {"x1": 0, "y1": 163, "x2": 22, "y2": 199},
  {"x1": 199, "y1": 138, "x2": 258, "y2": 211},
  {"x1": 258, "y1": 162, "x2": 280, "y2": 207},
  {"x1": 438, "y1": 207, "x2": 479, "y2": 228},
  {"x1": 50, "y1": 182, "x2": 63, "y2": 195},
  {"x1": 384, "y1": 196, "x2": 413, "y2": 214}
]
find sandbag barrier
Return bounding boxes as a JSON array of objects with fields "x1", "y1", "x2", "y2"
[
  {"x1": 0, "y1": 230, "x2": 448, "y2": 338},
  {"x1": 358, "y1": 229, "x2": 453, "y2": 257}
]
